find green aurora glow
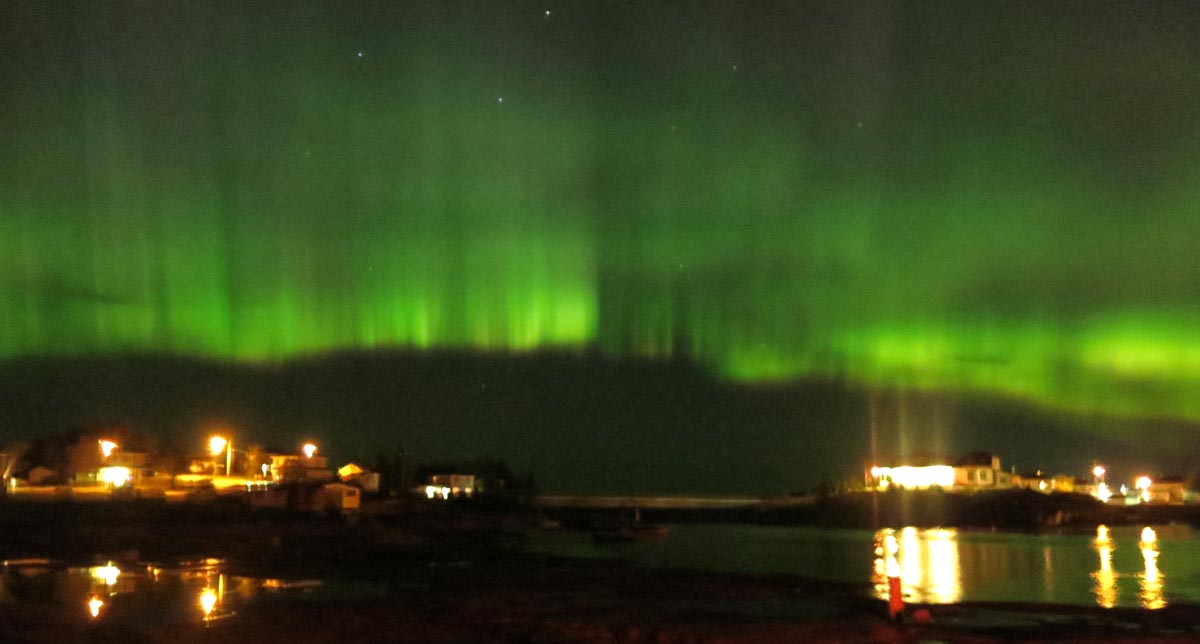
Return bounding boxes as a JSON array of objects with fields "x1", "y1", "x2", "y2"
[{"x1": 2, "y1": 2, "x2": 1200, "y2": 419}]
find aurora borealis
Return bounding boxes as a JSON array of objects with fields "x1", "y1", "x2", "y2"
[{"x1": 3, "y1": 1, "x2": 1200, "y2": 423}]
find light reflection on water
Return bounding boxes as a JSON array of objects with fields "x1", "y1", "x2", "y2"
[
  {"x1": 0, "y1": 560, "x2": 325, "y2": 625},
  {"x1": 871, "y1": 524, "x2": 1172, "y2": 609},
  {"x1": 1139, "y1": 527, "x2": 1164, "y2": 609},
  {"x1": 1092, "y1": 525, "x2": 1116, "y2": 608},
  {"x1": 871, "y1": 527, "x2": 961, "y2": 604},
  {"x1": 525, "y1": 522, "x2": 1200, "y2": 608}
]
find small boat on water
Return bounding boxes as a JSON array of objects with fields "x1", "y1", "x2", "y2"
[{"x1": 590, "y1": 508, "x2": 670, "y2": 543}]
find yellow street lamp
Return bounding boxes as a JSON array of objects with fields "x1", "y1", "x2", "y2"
[
  {"x1": 209, "y1": 435, "x2": 232, "y2": 477},
  {"x1": 1136, "y1": 476, "x2": 1153, "y2": 503},
  {"x1": 302, "y1": 443, "x2": 317, "y2": 459},
  {"x1": 87, "y1": 596, "x2": 104, "y2": 619},
  {"x1": 99, "y1": 439, "x2": 118, "y2": 460},
  {"x1": 199, "y1": 587, "x2": 218, "y2": 620}
]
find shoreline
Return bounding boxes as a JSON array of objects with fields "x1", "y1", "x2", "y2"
[
  {"x1": 5, "y1": 548, "x2": 1200, "y2": 644},
  {"x1": 2, "y1": 501, "x2": 1199, "y2": 643}
]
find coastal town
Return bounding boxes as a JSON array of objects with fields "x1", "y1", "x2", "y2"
[
  {"x1": 0, "y1": 426, "x2": 1193, "y2": 518},
  {"x1": 865, "y1": 452, "x2": 1190, "y2": 505},
  {"x1": 0, "y1": 427, "x2": 492, "y2": 514}
]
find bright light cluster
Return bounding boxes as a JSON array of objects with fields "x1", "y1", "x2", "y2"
[
  {"x1": 90, "y1": 563, "x2": 120, "y2": 586},
  {"x1": 871, "y1": 465, "x2": 956, "y2": 489},
  {"x1": 97, "y1": 467, "x2": 131, "y2": 488},
  {"x1": 87, "y1": 596, "x2": 104, "y2": 618},
  {"x1": 199, "y1": 587, "x2": 218, "y2": 618},
  {"x1": 98, "y1": 440, "x2": 118, "y2": 459}
]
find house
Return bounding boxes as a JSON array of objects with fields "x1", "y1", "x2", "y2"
[
  {"x1": 82, "y1": 450, "x2": 150, "y2": 487},
  {"x1": 318, "y1": 483, "x2": 361, "y2": 513},
  {"x1": 1140, "y1": 476, "x2": 1188, "y2": 504},
  {"x1": 1015, "y1": 471, "x2": 1075, "y2": 493},
  {"x1": 954, "y1": 452, "x2": 1013, "y2": 490},
  {"x1": 337, "y1": 463, "x2": 380, "y2": 494},
  {"x1": 867, "y1": 452, "x2": 1012, "y2": 491},
  {"x1": 247, "y1": 481, "x2": 359, "y2": 513},
  {"x1": 424, "y1": 473, "x2": 476, "y2": 499},
  {"x1": 265, "y1": 452, "x2": 333, "y2": 483}
]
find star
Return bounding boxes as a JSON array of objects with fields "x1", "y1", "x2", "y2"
[
  {"x1": 544, "y1": 10, "x2": 552, "y2": 18},
  {"x1": 498, "y1": 96, "x2": 504, "y2": 104},
  {"x1": 356, "y1": 51, "x2": 364, "y2": 59}
]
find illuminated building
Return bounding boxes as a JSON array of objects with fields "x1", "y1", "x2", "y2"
[
  {"x1": 424, "y1": 474, "x2": 476, "y2": 499},
  {"x1": 97, "y1": 466, "x2": 132, "y2": 488},
  {"x1": 867, "y1": 452, "x2": 1011, "y2": 491},
  {"x1": 953, "y1": 452, "x2": 1013, "y2": 489},
  {"x1": 337, "y1": 463, "x2": 381, "y2": 494},
  {"x1": 264, "y1": 452, "x2": 332, "y2": 483},
  {"x1": 1136, "y1": 476, "x2": 1187, "y2": 504},
  {"x1": 1014, "y1": 471, "x2": 1075, "y2": 493}
]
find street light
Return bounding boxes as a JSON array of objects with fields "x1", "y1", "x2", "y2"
[
  {"x1": 99, "y1": 440, "x2": 117, "y2": 460},
  {"x1": 1092, "y1": 465, "x2": 1105, "y2": 480},
  {"x1": 209, "y1": 435, "x2": 232, "y2": 477},
  {"x1": 199, "y1": 587, "x2": 217, "y2": 620},
  {"x1": 1136, "y1": 476, "x2": 1152, "y2": 503},
  {"x1": 302, "y1": 443, "x2": 317, "y2": 459}
]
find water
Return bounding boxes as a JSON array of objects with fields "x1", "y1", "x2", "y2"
[
  {"x1": 0, "y1": 558, "x2": 386, "y2": 626},
  {"x1": 5, "y1": 523, "x2": 1198, "y2": 622},
  {"x1": 525, "y1": 523, "x2": 1200, "y2": 608}
]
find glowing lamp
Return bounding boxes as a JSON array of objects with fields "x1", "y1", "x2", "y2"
[
  {"x1": 88, "y1": 596, "x2": 104, "y2": 618},
  {"x1": 302, "y1": 443, "x2": 317, "y2": 459},
  {"x1": 98, "y1": 440, "x2": 117, "y2": 459},
  {"x1": 1092, "y1": 465, "x2": 1105, "y2": 479},
  {"x1": 208, "y1": 436, "x2": 228, "y2": 456},
  {"x1": 98, "y1": 466, "x2": 131, "y2": 488},
  {"x1": 876, "y1": 465, "x2": 955, "y2": 489},
  {"x1": 90, "y1": 563, "x2": 120, "y2": 586},
  {"x1": 200, "y1": 587, "x2": 218, "y2": 618},
  {"x1": 1136, "y1": 476, "x2": 1152, "y2": 490}
]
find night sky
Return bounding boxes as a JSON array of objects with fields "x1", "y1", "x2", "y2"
[{"x1": 2, "y1": 2, "x2": 1200, "y2": 488}]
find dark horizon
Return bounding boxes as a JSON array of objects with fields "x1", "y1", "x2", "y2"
[{"x1": 1, "y1": 350, "x2": 1194, "y2": 495}]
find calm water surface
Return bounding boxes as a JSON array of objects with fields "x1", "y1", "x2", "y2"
[
  {"x1": 6, "y1": 523, "x2": 1197, "y2": 621},
  {"x1": 0, "y1": 558, "x2": 384, "y2": 625},
  {"x1": 525, "y1": 523, "x2": 1200, "y2": 608}
]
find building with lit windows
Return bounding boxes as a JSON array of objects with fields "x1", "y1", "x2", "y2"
[
  {"x1": 1013, "y1": 471, "x2": 1075, "y2": 493},
  {"x1": 867, "y1": 452, "x2": 1013, "y2": 491}
]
